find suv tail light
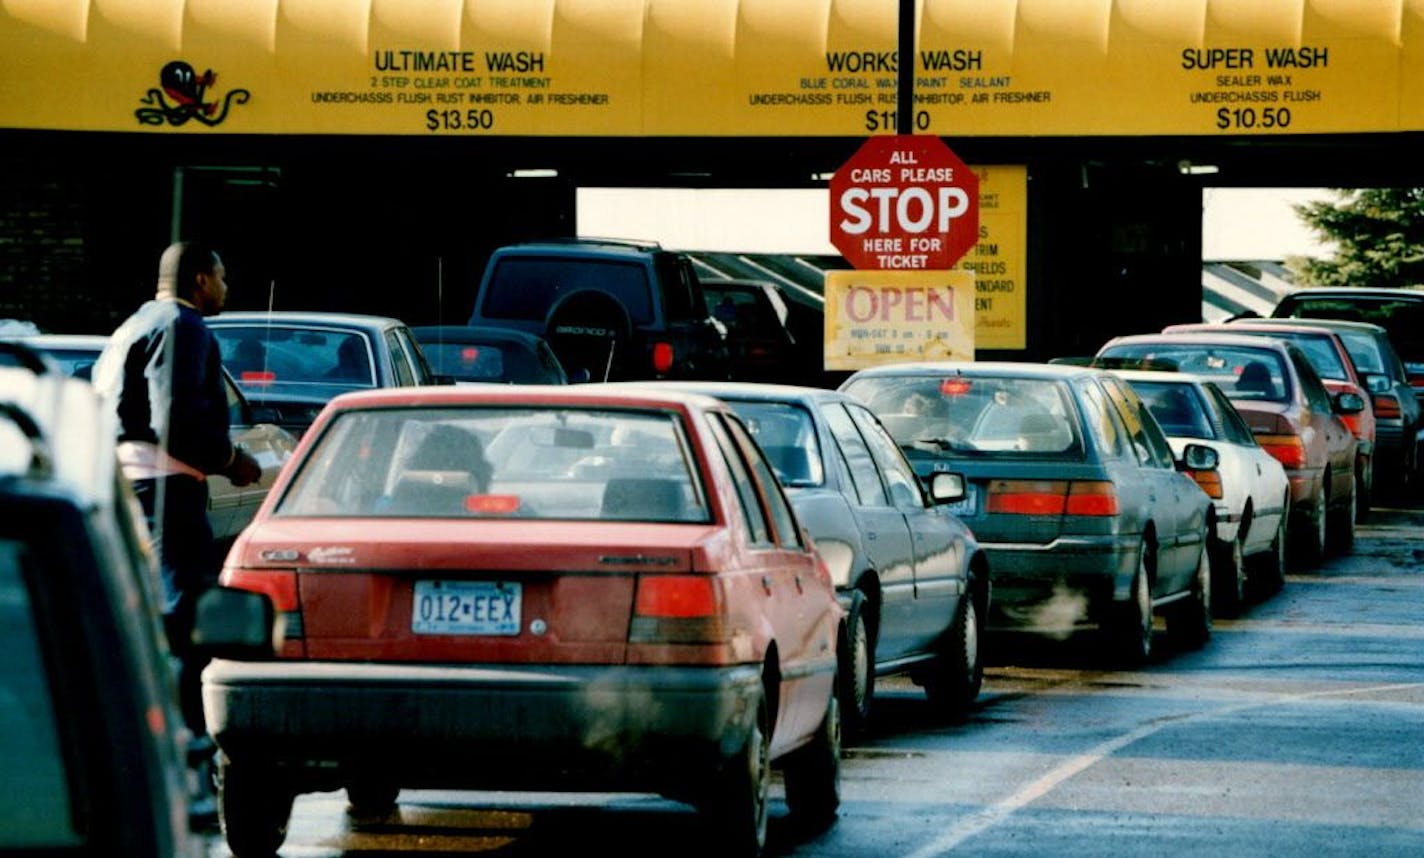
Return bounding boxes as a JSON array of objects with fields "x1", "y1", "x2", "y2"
[
  {"x1": 222, "y1": 568, "x2": 303, "y2": 647},
  {"x1": 1255, "y1": 432, "x2": 1307, "y2": 469},
  {"x1": 652, "y1": 341, "x2": 675, "y2": 374},
  {"x1": 629, "y1": 575, "x2": 725, "y2": 643},
  {"x1": 1373, "y1": 394, "x2": 1401, "y2": 419},
  {"x1": 986, "y1": 480, "x2": 1120, "y2": 516}
]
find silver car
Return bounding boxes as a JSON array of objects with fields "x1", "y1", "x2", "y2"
[{"x1": 615, "y1": 381, "x2": 988, "y2": 735}]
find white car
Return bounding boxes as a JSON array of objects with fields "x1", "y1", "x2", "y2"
[
  {"x1": 1114, "y1": 369, "x2": 1291, "y2": 616},
  {"x1": 7, "y1": 333, "x2": 296, "y2": 547}
]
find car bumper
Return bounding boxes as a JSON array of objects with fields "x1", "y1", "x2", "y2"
[
  {"x1": 978, "y1": 534, "x2": 1140, "y2": 629},
  {"x1": 203, "y1": 659, "x2": 762, "y2": 798}
]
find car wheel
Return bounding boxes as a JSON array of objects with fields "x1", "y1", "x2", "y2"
[
  {"x1": 1211, "y1": 533, "x2": 1246, "y2": 619},
  {"x1": 1251, "y1": 504, "x2": 1288, "y2": 599},
  {"x1": 1291, "y1": 491, "x2": 1328, "y2": 571},
  {"x1": 703, "y1": 691, "x2": 771, "y2": 856},
  {"x1": 782, "y1": 690, "x2": 841, "y2": 833},
  {"x1": 346, "y1": 778, "x2": 400, "y2": 819},
  {"x1": 1107, "y1": 547, "x2": 1152, "y2": 667},
  {"x1": 923, "y1": 592, "x2": 983, "y2": 722},
  {"x1": 1328, "y1": 477, "x2": 1356, "y2": 555},
  {"x1": 1355, "y1": 455, "x2": 1373, "y2": 522},
  {"x1": 1168, "y1": 539, "x2": 1212, "y2": 649},
  {"x1": 218, "y1": 757, "x2": 293, "y2": 858},
  {"x1": 837, "y1": 590, "x2": 875, "y2": 740}
]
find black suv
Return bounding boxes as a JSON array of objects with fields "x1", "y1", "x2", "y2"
[
  {"x1": 467, "y1": 238, "x2": 730, "y2": 382},
  {"x1": 0, "y1": 343, "x2": 274, "y2": 858},
  {"x1": 1271, "y1": 287, "x2": 1424, "y2": 402}
]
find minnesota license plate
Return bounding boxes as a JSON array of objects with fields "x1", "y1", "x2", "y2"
[
  {"x1": 412, "y1": 580, "x2": 521, "y2": 636},
  {"x1": 945, "y1": 483, "x2": 978, "y2": 517}
]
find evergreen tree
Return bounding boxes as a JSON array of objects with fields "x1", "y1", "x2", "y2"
[{"x1": 1287, "y1": 188, "x2": 1424, "y2": 288}]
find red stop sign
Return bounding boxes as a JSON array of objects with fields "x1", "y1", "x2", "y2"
[{"x1": 829, "y1": 135, "x2": 980, "y2": 271}]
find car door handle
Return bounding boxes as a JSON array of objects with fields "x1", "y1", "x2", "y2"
[
  {"x1": 867, "y1": 531, "x2": 877, "y2": 541},
  {"x1": 761, "y1": 575, "x2": 773, "y2": 594}
]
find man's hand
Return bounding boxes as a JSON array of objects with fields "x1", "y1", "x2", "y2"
[{"x1": 224, "y1": 445, "x2": 262, "y2": 487}]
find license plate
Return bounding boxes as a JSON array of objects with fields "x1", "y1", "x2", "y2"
[
  {"x1": 412, "y1": 580, "x2": 521, "y2": 636},
  {"x1": 945, "y1": 484, "x2": 978, "y2": 516}
]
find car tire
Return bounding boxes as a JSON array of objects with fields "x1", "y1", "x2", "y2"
[
  {"x1": 1211, "y1": 532, "x2": 1246, "y2": 619},
  {"x1": 1251, "y1": 504, "x2": 1288, "y2": 599},
  {"x1": 837, "y1": 590, "x2": 875, "y2": 740},
  {"x1": 1107, "y1": 546, "x2": 1153, "y2": 667},
  {"x1": 1291, "y1": 491, "x2": 1328, "y2": 571},
  {"x1": 1168, "y1": 539, "x2": 1212, "y2": 649},
  {"x1": 1355, "y1": 455, "x2": 1373, "y2": 522},
  {"x1": 923, "y1": 591, "x2": 983, "y2": 722},
  {"x1": 703, "y1": 691, "x2": 771, "y2": 856},
  {"x1": 781, "y1": 690, "x2": 842, "y2": 833},
  {"x1": 1328, "y1": 478, "x2": 1356, "y2": 555},
  {"x1": 346, "y1": 779, "x2": 400, "y2": 819},
  {"x1": 218, "y1": 757, "x2": 293, "y2": 858}
]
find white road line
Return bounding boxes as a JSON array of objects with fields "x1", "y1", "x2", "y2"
[{"x1": 904, "y1": 680, "x2": 1424, "y2": 858}]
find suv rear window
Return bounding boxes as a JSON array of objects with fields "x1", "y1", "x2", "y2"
[
  {"x1": 1279, "y1": 295, "x2": 1424, "y2": 363},
  {"x1": 482, "y1": 257, "x2": 654, "y2": 325}
]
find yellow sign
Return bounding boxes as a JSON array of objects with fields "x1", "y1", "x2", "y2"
[
  {"x1": 1, "y1": 1, "x2": 1421, "y2": 137},
  {"x1": 824, "y1": 270, "x2": 975, "y2": 370},
  {"x1": 954, "y1": 165, "x2": 1026, "y2": 350}
]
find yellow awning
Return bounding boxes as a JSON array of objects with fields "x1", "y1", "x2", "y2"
[{"x1": 1, "y1": 0, "x2": 1420, "y2": 136}]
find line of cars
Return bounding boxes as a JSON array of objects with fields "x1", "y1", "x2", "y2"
[{"x1": 9, "y1": 284, "x2": 1421, "y2": 858}]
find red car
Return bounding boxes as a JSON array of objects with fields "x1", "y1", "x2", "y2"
[
  {"x1": 1165, "y1": 321, "x2": 1377, "y2": 517},
  {"x1": 203, "y1": 385, "x2": 843, "y2": 857}
]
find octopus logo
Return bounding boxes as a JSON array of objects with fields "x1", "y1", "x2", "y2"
[{"x1": 135, "y1": 60, "x2": 250, "y2": 127}]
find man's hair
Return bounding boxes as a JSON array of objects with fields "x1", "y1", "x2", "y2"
[{"x1": 156, "y1": 241, "x2": 220, "y2": 299}]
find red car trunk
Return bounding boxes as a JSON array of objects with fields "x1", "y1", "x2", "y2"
[{"x1": 230, "y1": 518, "x2": 711, "y2": 665}]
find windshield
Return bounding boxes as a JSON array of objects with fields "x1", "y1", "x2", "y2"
[
  {"x1": 481, "y1": 257, "x2": 654, "y2": 325},
  {"x1": 278, "y1": 406, "x2": 709, "y2": 523},
  {"x1": 721, "y1": 400, "x2": 823, "y2": 487},
  {"x1": 843, "y1": 375, "x2": 1082, "y2": 456},
  {"x1": 1098, "y1": 344, "x2": 1291, "y2": 404},
  {"x1": 212, "y1": 325, "x2": 376, "y2": 388}
]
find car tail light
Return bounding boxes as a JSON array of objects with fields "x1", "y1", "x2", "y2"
[
  {"x1": 652, "y1": 342, "x2": 675, "y2": 374},
  {"x1": 1255, "y1": 432, "x2": 1308, "y2": 469},
  {"x1": 629, "y1": 575, "x2": 725, "y2": 643},
  {"x1": 986, "y1": 480, "x2": 1120, "y2": 517},
  {"x1": 1184, "y1": 469, "x2": 1224, "y2": 499},
  {"x1": 1066, "y1": 481, "x2": 1121, "y2": 516},
  {"x1": 464, "y1": 494, "x2": 521, "y2": 515},
  {"x1": 222, "y1": 568, "x2": 303, "y2": 641},
  {"x1": 1373, "y1": 394, "x2": 1401, "y2": 419},
  {"x1": 240, "y1": 370, "x2": 276, "y2": 384}
]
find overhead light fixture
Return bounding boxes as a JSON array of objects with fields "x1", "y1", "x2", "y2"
[
  {"x1": 812, "y1": 172, "x2": 836, "y2": 182},
  {"x1": 1177, "y1": 160, "x2": 1219, "y2": 176},
  {"x1": 509, "y1": 168, "x2": 558, "y2": 178}
]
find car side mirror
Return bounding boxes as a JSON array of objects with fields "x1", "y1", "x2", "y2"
[
  {"x1": 1179, "y1": 443, "x2": 1219, "y2": 471},
  {"x1": 191, "y1": 586, "x2": 277, "y2": 660},
  {"x1": 1363, "y1": 373, "x2": 1392, "y2": 395},
  {"x1": 1334, "y1": 391, "x2": 1366, "y2": 415},
  {"x1": 927, "y1": 470, "x2": 966, "y2": 504}
]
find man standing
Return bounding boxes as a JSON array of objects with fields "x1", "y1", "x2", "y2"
[{"x1": 93, "y1": 241, "x2": 261, "y2": 825}]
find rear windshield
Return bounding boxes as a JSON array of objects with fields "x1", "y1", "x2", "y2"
[
  {"x1": 1279, "y1": 295, "x2": 1424, "y2": 362},
  {"x1": 1098, "y1": 344, "x2": 1291, "y2": 404},
  {"x1": 842, "y1": 375, "x2": 1082, "y2": 457},
  {"x1": 481, "y1": 257, "x2": 654, "y2": 325},
  {"x1": 1233, "y1": 330, "x2": 1348, "y2": 380},
  {"x1": 1123, "y1": 380, "x2": 1216, "y2": 440},
  {"x1": 721, "y1": 400, "x2": 824, "y2": 487},
  {"x1": 212, "y1": 325, "x2": 376, "y2": 387},
  {"x1": 420, "y1": 342, "x2": 555, "y2": 384},
  {"x1": 278, "y1": 406, "x2": 709, "y2": 523}
]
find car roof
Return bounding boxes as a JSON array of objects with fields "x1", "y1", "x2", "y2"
[
  {"x1": 1109, "y1": 368, "x2": 1214, "y2": 387},
  {"x1": 1279, "y1": 286, "x2": 1424, "y2": 301},
  {"x1": 208, "y1": 311, "x2": 406, "y2": 331},
  {"x1": 493, "y1": 237, "x2": 663, "y2": 260},
  {"x1": 322, "y1": 382, "x2": 727, "y2": 414},
  {"x1": 0, "y1": 359, "x2": 117, "y2": 505},
  {"x1": 1173, "y1": 321, "x2": 1346, "y2": 342},
  {"x1": 1101, "y1": 331, "x2": 1293, "y2": 355},
  {"x1": 409, "y1": 325, "x2": 548, "y2": 347},
  {"x1": 9, "y1": 333, "x2": 109, "y2": 351},
  {"x1": 609, "y1": 379, "x2": 852, "y2": 406},
  {"x1": 844, "y1": 360, "x2": 1102, "y2": 381},
  {"x1": 1236, "y1": 317, "x2": 1388, "y2": 335}
]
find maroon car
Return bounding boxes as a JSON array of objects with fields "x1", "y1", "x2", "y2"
[{"x1": 1096, "y1": 332, "x2": 1362, "y2": 570}]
